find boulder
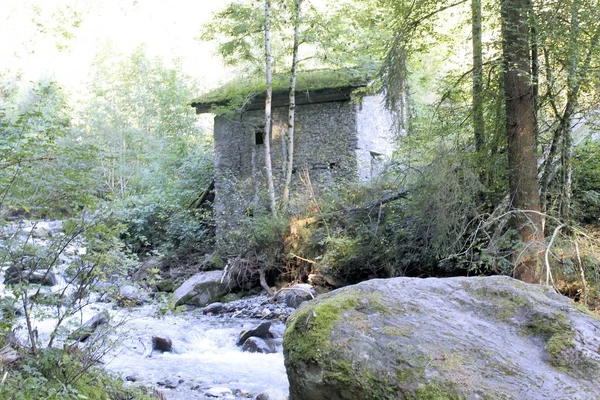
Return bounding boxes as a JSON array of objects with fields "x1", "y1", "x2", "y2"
[
  {"x1": 283, "y1": 276, "x2": 600, "y2": 400},
  {"x1": 283, "y1": 284, "x2": 316, "y2": 309},
  {"x1": 236, "y1": 321, "x2": 273, "y2": 346},
  {"x1": 4, "y1": 266, "x2": 57, "y2": 286},
  {"x1": 154, "y1": 279, "x2": 175, "y2": 293},
  {"x1": 117, "y1": 284, "x2": 147, "y2": 306},
  {"x1": 28, "y1": 271, "x2": 57, "y2": 286},
  {"x1": 69, "y1": 310, "x2": 110, "y2": 342},
  {"x1": 152, "y1": 336, "x2": 173, "y2": 353},
  {"x1": 173, "y1": 271, "x2": 229, "y2": 307},
  {"x1": 240, "y1": 337, "x2": 277, "y2": 354}
]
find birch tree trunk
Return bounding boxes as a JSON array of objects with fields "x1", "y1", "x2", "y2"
[
  {"x1": 264, "y1": 0, "x2": 277, "y2": 216},
  {"x1": 282, "y1": 0, "x2": 302, "y2": 208}
]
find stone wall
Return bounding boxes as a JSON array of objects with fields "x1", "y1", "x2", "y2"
[
  {"x1": 212, "y1": 95, "x2": 394, "y2": 240},
  {"x1": 355, "y1": 94, "x2": 395, "y2": 181}
]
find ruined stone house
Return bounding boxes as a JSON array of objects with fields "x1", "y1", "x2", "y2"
[{"x1": 191, "y1": 70, "x2": 396, "y2": 238}]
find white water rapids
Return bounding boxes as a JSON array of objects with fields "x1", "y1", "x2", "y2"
[{"x1": 0, "y1": 220, "x2": 289, "y2": 399}]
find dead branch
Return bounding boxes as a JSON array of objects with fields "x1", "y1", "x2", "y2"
[
  {"x1": 291, "y1": 190, "x2": 408, "y2": 230},
  {"x1": 545, "y1": 224, "x2": 564, "y2": 287},
  {"x1": 259, "y1": 267, "x2": 273, "y2": 296},
  {"x1": 574, "y1": 240, "x2": 589, "y2": 305},
  {"x1": 288, "y1": 252, "x2": 317, "y2": 265}
]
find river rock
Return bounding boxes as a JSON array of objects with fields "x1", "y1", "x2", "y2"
[
  {"x1": 152, "y1": 336, "x2": 173, "y2": 352},
  {"x1": 283, "y1": 284, "x2": 315, "y2": 309},
  {"x1": 205, "y1": 386, "x2": 233, "y2": 397},
  {"x1": 241, "y1": 337, "x2": 277, "y2": 354},
  {"x1": 174, "y1": 271, "x2": 229, "y2": 307},
  {"x1": 117, "y1": 284, "x2": 148, "y2": 306},
  {"x1": 4, "y1": 266, "x2": 57, "y2": 286},
  {"x1": 236, "y1": 321, "x2": 273, "y2": 346},
  {"x1": 154, "y1": 279, "x2": 175, "y2": 293},
  {"x1": 283, "y1": 276, "x2": 600, "y2": 400},
  {"x1": 255, "y1": 389, "x2": 288, "y2": 400},
  {"x1": 203, "y1": 302, "x2": 224, "y2": 315},
  {"x1": 69, "y1": 310, "x2": 110, "y2": 342},
  {"x1": 157, "y1": 377, "x2": 182, "y2": 389}
]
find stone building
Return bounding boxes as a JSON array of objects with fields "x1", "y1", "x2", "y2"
[{"x1": 192, "y1": 70, "x2": 396, "y2": 238}]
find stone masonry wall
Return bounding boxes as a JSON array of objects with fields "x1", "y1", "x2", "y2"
[
  {"x1": 213, "y1": 95, "x2": 393, "y2": 240},
  {"x1": 355, "y1": 94, "x2": 395, "y2": 181}
]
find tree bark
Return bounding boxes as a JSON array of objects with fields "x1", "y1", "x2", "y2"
[
  {"x1": 559, "y1": 0, "x2": 580, "y2": 221},
  {"x1": 501, "y1": 0, "x2": 543, "y2": 283},
  {"x1": 282, "y1": 0, "x2": 302, "y2": 208},
  {"x1": 264, "y1": 0, "x2": 277, "y2": 216},
  {"x1": 472, "y1": 0, "x2": 484, "y2": 153}
]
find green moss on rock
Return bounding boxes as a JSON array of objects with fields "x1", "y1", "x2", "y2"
[
  {"x1": 284, "y1": 288, "x2": 360, "y2": 364},
  {"x1": 523, "y1": 312, "x2": 576, "y2": 369},
  {"x1": 415, "y1": 382, "x2": 463, "y2": 400},
  {"x1": 191, "y1": 67, "x2": 376, "y2": 109}
]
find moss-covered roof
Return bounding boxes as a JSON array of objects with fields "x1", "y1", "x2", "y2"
[{"x1": 191, "y1": 67, "x2": 377, "y2": 113}]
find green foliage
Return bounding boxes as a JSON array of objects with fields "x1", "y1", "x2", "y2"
[
  {"x1": 572, "y1": 140, "x2": 600, "y2": 223},
  {"x1": 116, "y1": 145, "x2": 215, "y2": 261},
  {"x1": 0, "y1": 347, "x2": 158, "y2": 400},
  {"x1": 79, "y1": 46, "x2": 205, "y2": 200},
  {"x1": 118, "y1": 194, "x2": 214, "y2": 259},
  {"x1": 0, "y1": 77, "x2": 102, "y2": 217}
]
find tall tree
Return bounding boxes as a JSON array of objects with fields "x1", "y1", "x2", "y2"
[
  {"x1": 264, "y1": 0, "x2": 277, "y2": 216},
  {"x1": 501, "y1": 0, "x2": 543, "y2": 283},
  {"x1": 282, "y1": 0, "x2": 303, "y2": 208},
  {"x1": 472, "y1": 0, "x2": 484, "y2": 153},
  {"x1": 537, "y1": 0, "x2": 600, "y2": 218}
]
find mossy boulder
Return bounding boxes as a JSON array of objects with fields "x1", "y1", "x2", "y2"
[{"x1": 283, "y1": 276, "x2": 600, "y2": 400}]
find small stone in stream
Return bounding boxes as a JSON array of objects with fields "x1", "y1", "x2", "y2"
[
  {"x1": 234, "y1": 388, "x2": 253, "y2": 398},
  {"x1": 255, "y1": 389, "x2": 289, "y2": 400},
  {"x1": 236, "y1": 321, "x2": 272, "y2": 346},
  {"x1": 157, "y1": 378, "x2": 180, "y2": 389},
  {"x1": 202, "y1": 302, "x2": 224, "y2": 315},
  {"x1": 152, "y1": 336, "x2": 173, "y2": 352},
  {"x1": 125, "y1": 375, "x2": 138, "y2": 382},
  {"x1": 261, "y1": 308, "x2": 272, "y2": 317},
  {"x1": 205, "y1": 387, "x2": 233, "y2": 397},
  {"x1": 240, "y1": 337, "x2": 277, "y2": 354}
]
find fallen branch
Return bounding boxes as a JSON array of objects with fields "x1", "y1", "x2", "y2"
[
  {"x1": 259, "y1": 267, "x2": 274, "y2": 296},
  {"x1": 289, "y1": 252, "x2": 317, "y2": 265},
  {"x1": 291, "y1": 191, "x2": 408, "y2": 229},
  {"x1": 574, "y1": 240, "x2": 589, "y2": 305}
]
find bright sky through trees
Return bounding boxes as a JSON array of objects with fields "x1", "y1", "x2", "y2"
[{"x1": 0, "y1": 0, "x2": 230, "y2": 92}]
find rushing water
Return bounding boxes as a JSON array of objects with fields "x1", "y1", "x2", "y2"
[
  {"x1": 1, "y1": 220, "x2": 289, "y2": 399},
  {"x1": 104, "y1": 305, "x2": 289, "y2": 399}
]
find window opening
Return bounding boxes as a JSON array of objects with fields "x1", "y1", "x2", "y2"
[{"x1": 255, "y1": 129, "x2": 265, "y2": 145}]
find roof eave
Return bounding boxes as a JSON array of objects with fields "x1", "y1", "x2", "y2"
[{"x1": 192, "y1": 86, "x2": 360, "y2": 115}]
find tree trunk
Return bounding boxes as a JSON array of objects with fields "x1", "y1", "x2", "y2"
[
  {"x1": 264, "y1": 0, "x2": 277, "y2": 216},
  {"x1": 472, "y1": 0, "x2": 484, "y2": 153},
  {"x1": 559, "y1": 0, "x2": 580, "y2": 221},
  {"x1": 501, "y1": 0, "x2": 543, "y2": 283},
  {"x1": 282, "y1": 0, "x2": 303, "y2": 208}
]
